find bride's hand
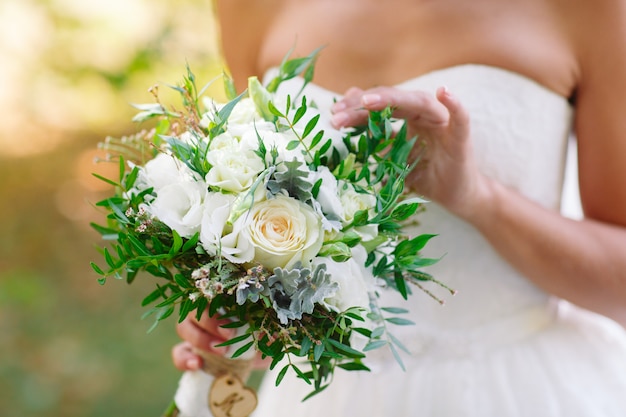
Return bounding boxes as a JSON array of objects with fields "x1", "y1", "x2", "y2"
[
  {"x1": 330, "y1": 86, "x2": 493, "y2": 222},
  {"x1": 172, "y1": 312, "x2": 234, "y2": 371}
]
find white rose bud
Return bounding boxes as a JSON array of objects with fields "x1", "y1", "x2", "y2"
[{"x1": 339, "y1": 182, "x2": 377, "y2": 223}]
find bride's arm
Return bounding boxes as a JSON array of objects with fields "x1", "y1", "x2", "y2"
[
  {"x1": 330, "y1": 10, "x2": 626, "y2": 325},
  {"x1": 477, "y1": 2, "x2": 626, "y2": 322}
]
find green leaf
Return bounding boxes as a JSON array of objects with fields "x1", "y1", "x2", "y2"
[
  {"x1": 267, "y1": 100, "x2": 284, "y2": 118},
  {"x1": 313, "y1": 341, "x2": 325, "y2": 362},
  {"x1": 118, "y1": 155, "x2": 126, "y2": 183},
  {"x1": 317, "y1": 138, "x2": 332, "y2": 156},
  {"x1": 124, "y1": 166, "x2": 140, "y2": 190},
  {"x1": 103, "y1": 248, "x2": 117, "y2": 269},
  {"x1": 141, "y1": 286, "x2": 166, "y2": 306},
  {"x1": 214, "y1": 333, "x2": 251, "y2": 348},
  {"x1": 394, "y1": 270, "x2": 408, "y2": 300},
  {"x1": 174, "y1": 273, "x2": 192, "y2": 289},
  {"x1": 389, "y1": 343, "x2": 406, "y2": 372},
  {"x1": 231, "y1": 341, "x2": 254, "y2": 359},
  {"x1": 385, "y1": 317, "x2": 415, "y2": 326},
  {"x1": 337, "y1": 362, "x2": 371, "y2": 372},
  {"x1": 363, "y1": 340, "x2": 388, "y2": 352},
  {"x1": 90, "y1": 223, "x2": 119, "y2": 239},
  {"x1": 127, "y1": 234, "x2": 153, "y2": 256},
  {"x1": 388, "y1": 332, "x2": 411, "y2": 355},
  {"x1": 286, "y1": 140, "x2": 300, "y2": 151},
  {"x1": 223, "y1": 71, "x2": 238, "y2": 101},
  {"x1": 91, "y1": 173, "x2": 119, "y2": 188},
  {"x1": 326, "y1": 339, "x2": 365, "y2": 358},
  {"x1": 90, "y1": 262, "x2": 105, "y2": 276},
  {"x1": 182, "y1": 233, "x2": 200, "y2": 252},
  {"x1": 391, "y1": 201, "x2": 420, "y2": 221},
  {"x1": 108, "y1": 200, "x2": 131, "y2": 225},
  {"x1": 292, "y1": 98, "x2": 307, "y2": 125},
  {"x1": 351, "y1": 327, "x2": 372, "y2": 338},
  {"x1": 178, "y1": 298, "x2": 194, "y2": 323},
  {"x1": 275, "y1": 364, "x2": 290, "y2": 386},
  {"x1": 169, "y1": 230, "x2": 183, "y2": 255},
  {"x1": 154, "y1": 291, "x2": 184, "y2": 308},
  {"x1": 303, "y1": 114, "x2": 320, "y2": 138},
  {"x1": 301, "y1": 383, "x2": 329, "y2": 402},
  {"x1": 370, "y1": 326, "x2": 385, "y2": 338},
  {"x1": 300, "y1": 336, "x2": 313, "y2": 356},
  {"x1": 350, "y1": 210, "x2": 369, "y2": 227},
  {"x1": 291, "y1": 364, "x2": 311, "y2": 384}
]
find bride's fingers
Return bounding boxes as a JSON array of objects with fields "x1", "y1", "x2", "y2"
[
  {"x1": 196, "y1": 311, "x2": 234, "y2": 339},
  {"x1": 362, "y1": 89, "x2": 449, "y2": 128},
  {"x1": 331, "y1": 86, "x2": 364, "y2": 113},
  {"x1": 331, "y1": 87, "x2": 369, "y2": 128},
  {"x1": 176, "y1": 317, "x2": 230, "y2": 355},
  {"x1": 331, "y1": 87, "x2": 450, "y2": 130},
  {"x1": 172, "y1": 341, "x2": 202, "y2": 371},
  {"x1": 436, "y1": 86, "x2": 470, "y2": 143}
]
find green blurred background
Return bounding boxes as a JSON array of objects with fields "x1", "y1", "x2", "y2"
[{"x1": 0, "y1": 1, "x2": 228, "y2": 415}]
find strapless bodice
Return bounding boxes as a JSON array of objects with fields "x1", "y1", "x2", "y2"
[{"x1": 265, "y1": 65, "x2": 574, "y2": 338}]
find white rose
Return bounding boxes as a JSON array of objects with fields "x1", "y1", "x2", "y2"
[
  {"x1": 318, "y1": 245, "x2": 374, "y2": 312},
  {"x1": 149, "y1": 180, "x2": 207, "y2": 238},
  {"x1": 205, "y1": 149, "x2": 265, "y2": 193},
  {"x1": 242, "y1": 195, "x2": 324, "y2": 270},
  {"x1": 136, "y1": 153, "x2": 198, "y2": 193},
  {"x1": 199, "y1": 192, "x2": 254, "y2": 264}
]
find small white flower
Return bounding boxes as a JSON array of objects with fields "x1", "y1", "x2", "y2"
[
  {"x1": 223, "y1": 97, "x2": 261, "y2": 125},
  {"x1": 317, "y1": 246, "x2": 374, "y2": 312},
  {"x1": 208, "y1": 132, "x2": 239, "y2": 152},
  {"x1": 311, "y1": 166, "x2": 344, "y2": 220},
  {"x1": 149, "y1": 180, "x2": 207, "y2": 238},
  {"x1": 136, "y1": 153, "x2": 199, "y2": 193},
  {"x1": 199, "y1": 192, "x2": 254, "y2": 264}
]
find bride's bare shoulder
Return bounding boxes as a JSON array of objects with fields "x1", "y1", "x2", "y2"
[{"x1": 214, "y1": 0, "x2": 283, "y2": 90}]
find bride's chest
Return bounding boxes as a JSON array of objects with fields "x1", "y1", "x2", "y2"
[{"x1": 259, "y1": 0, "x2": 575, "y2": 96}]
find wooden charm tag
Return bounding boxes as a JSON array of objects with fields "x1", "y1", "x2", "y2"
[{"x1": 208, "y1": 373, "x2": 258, "y2": 417}]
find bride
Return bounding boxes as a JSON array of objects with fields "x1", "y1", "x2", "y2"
[{"x1": 172, "y1": 0, "x2": 626, "y2": 415}]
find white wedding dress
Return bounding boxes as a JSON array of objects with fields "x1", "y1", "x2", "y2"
[{"x1": 250, "y1": 65, "x2": 626, "y2": 416}]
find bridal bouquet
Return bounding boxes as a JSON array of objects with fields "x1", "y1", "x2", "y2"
[{"x1": 91, "y1": 49, "x2": 448, "y2": 416}]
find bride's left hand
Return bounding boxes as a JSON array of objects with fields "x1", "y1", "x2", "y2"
[{"x1": 330, "y1": 86, "x2": 493, "y2": 222}]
